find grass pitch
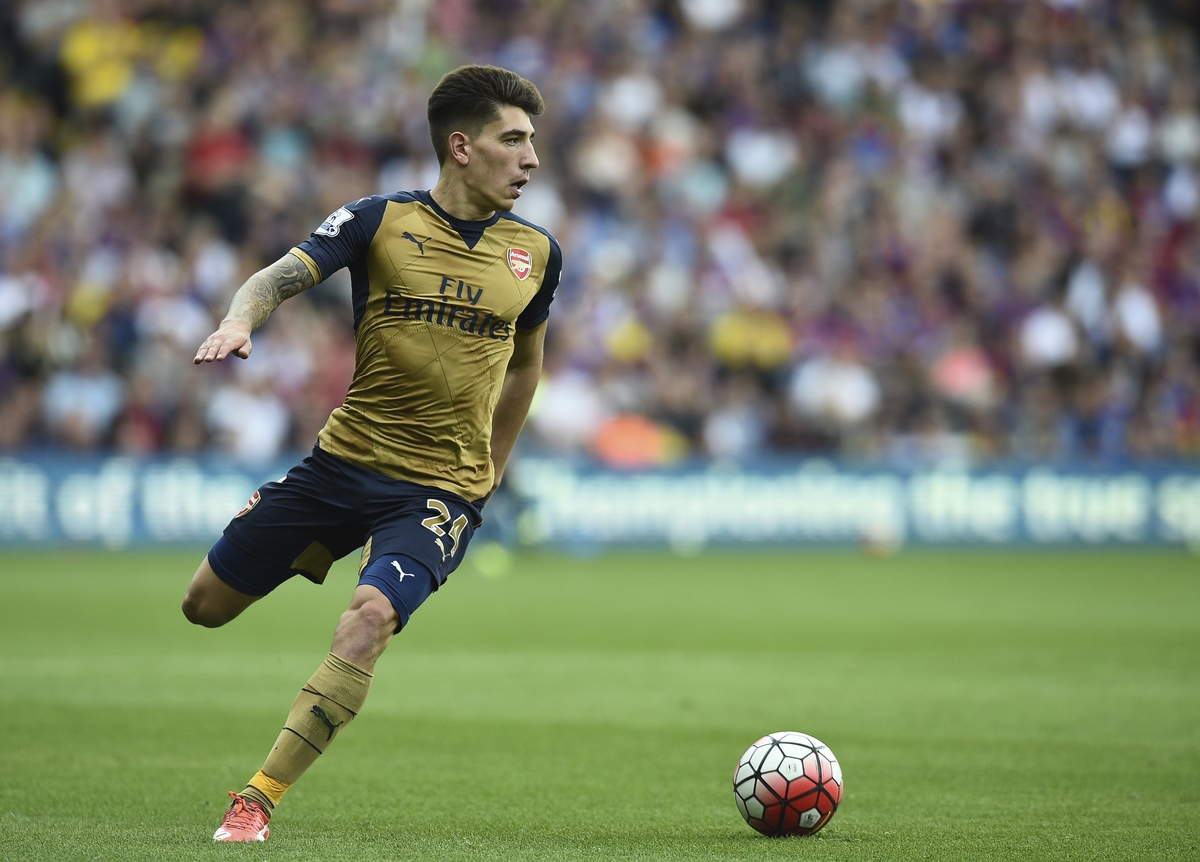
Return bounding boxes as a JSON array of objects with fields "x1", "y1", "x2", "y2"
[{"x1": 0, "y1": 547, "x2": 1197, "y2": 861}]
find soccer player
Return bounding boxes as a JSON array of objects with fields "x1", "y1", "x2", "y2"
[{"x1": 183, "y1": 65, "x2": 560, "y2": 842}]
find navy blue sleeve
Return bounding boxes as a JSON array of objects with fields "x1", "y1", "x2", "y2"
[
  {"x1": 516, "y1": 234, "x2": 562, "y2": 329},
  {"x1": 294, "y1": 195, "x2": 388, "y2": 280}
]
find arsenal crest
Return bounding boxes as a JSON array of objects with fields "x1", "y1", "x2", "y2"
[
  {"x1": 508, "y1": 247, "x2": 532, "y2": 280},
  {"x1": 235, "y1": 490, "x2": 261, "y2": 518}
]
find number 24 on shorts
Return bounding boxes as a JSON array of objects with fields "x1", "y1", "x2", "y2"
[{"x1": 421, "y1": 499, "x2": 468, "y2": 561}]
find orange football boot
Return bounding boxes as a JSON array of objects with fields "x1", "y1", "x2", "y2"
[{"x1": 212, "y1": 791, "x2": 270, "y2": 842}]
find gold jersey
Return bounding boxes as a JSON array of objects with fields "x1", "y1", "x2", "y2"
[{"x1": 291, "y1": 190, "x2": 561, "y2": 501}]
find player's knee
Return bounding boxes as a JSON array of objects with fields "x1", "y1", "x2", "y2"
[
  {"x1": 180, "y1": 592, "x2": 214, "y2": 627},
  {"x1": 344, "y1": 596, "x2": 398, "y2": 635},
  {"x1": 331, "y1": 596, "x2": 398, "y2": 668},
  {"x1": 181, "y1": 587, "x2": 229, "y2": 628}
]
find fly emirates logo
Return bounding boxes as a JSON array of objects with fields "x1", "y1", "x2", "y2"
[{"x1": 382, "y1": 275, "x2": 513, "y2": 341}]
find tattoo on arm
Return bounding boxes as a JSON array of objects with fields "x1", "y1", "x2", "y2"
[{"x1": 223, "y1": 253, "x2": 316, "y2": 331}]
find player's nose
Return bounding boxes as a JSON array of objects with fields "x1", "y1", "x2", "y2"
[{"x1": 522, "y1": 143, "x2": 539, "y2": 170}]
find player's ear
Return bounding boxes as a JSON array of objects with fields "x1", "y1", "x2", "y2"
[{"x1": 447, "y1": 131, "x2": 470, "y2": 166}]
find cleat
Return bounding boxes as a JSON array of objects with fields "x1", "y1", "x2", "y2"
[{"x1": 212, "y1": 791, "x2": 270, "y2": 842}]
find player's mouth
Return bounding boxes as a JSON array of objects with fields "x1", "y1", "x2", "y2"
[{"x1": 509, "y1": 178, "x2": 528, "y2": 197}]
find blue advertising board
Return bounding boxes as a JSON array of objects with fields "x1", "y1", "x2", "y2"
[
  {"x1": 2, "y1": 454, "x2": 1200, "y2": 549},
  {"x1": 511, "y1": 459, "x2": 1200, "y2": 550},
  {"x1": 0, "y1": 456, "x2": 283, "y2": 548}
]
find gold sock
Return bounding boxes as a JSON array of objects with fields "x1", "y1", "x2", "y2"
[
  {"x1": 243, "y1": 653, "x2": 373, "y2": 810},
  {"x1": 239, "y1": 776, "x2": 280, "y2": 812}
]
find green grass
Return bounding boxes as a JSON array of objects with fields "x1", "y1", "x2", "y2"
[{"x1": 0, "y1": 547, "x2": 1197, "y2": 861}]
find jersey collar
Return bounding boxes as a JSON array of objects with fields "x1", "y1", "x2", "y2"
[{"x1": 416, "y1": 189, "x2": 500, "y2": 250}]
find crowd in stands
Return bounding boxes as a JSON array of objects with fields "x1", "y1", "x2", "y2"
[{"x1": 1, "y1": 0, "x2": 1199, "y2": 467}]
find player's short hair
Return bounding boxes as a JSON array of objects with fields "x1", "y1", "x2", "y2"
[{"x1": 427, "y1": 65, "x2": 545, "y2": 166}]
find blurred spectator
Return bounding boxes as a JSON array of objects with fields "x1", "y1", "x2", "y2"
[
  {"x1": 206, "y1": 372, "x2": 290, "y2": 465},
  {"x1": 0, "y1": 0, "x2": 1199, "y2": 469},
  {"x1": 0, "y1": 92, "x2": 58, "y2": 239},
  {"x1": 42, "y1": 333, "x2": 124, "y2": 448},
  {"x1": 1019, "y1": 302, "x2": 1079, "y2": 369},
  {"x1": 528, "y1": 366, "x2": 611, "y2": 454},
  {"x1": 789, "y1": 342, "x2": 882, "y2": 430},
  {"x1": 703, "y1": 373, "x2": 769, "y2": 459}
]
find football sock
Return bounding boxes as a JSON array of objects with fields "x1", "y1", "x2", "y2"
[{"x1": 241, "y1": 652, "x2": 373, "y2": 812}]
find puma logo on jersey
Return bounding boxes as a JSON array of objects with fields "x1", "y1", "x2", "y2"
[
  {"x1": 390, "y1": 560, "x2": 417, "y2": 581},
  {"x1": 401, "y1": 232, "x2": 432, "y2": 254},
  {"x1": 310, "y1": 705, "x2": 344, "y2": 741}
]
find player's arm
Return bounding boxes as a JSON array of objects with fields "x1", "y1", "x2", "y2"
[
  {"x1": 193, "y1": 253, "x2": 317, "y2": 364},
  {"x1": 489, "y1": 320, "x2": 547, "y2": 491}
]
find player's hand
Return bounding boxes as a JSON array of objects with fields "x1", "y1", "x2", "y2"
[{"x1": 194, "y1": 320, "x2": 253, "y2": 364}]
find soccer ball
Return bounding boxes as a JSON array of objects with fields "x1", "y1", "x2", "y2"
[{"x1": 732, "y1": 731, "x2": 842, "y2": 837}]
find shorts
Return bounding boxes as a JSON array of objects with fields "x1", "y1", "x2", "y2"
[{"x1": 206, "y1": 446, "x2": 482, "y2": 631}]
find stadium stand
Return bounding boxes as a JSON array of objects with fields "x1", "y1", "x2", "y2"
[{"x1": 1, "y1": 0, "x2": 1198, "y2": 467}]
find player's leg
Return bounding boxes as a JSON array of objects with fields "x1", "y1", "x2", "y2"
[
  {"x1": 212, "y1": 574, "x2": 370, "y2": 843},
  {"x1": 187, "y1": 456, "x2": 348, "y2": 632},
  {"x1": 329, "y1": 583, "x2": 400, "y2": 670},
  {"x1": 212, "y1": 584, "x2": 371, "y2": 843},
  {"x1": 232, "y1": 584, "x2": 395, "y2": 823},
  {"x1": 231, "y1": 493, "x2": 478, "y2": 827},
  {"x1": 200, "y1": 453, "x2": 362, "y2": 840},
  {"x1": 180, "y1": 555, "x2": 261, "y2": 628},
  {"x1": 219, "y1": 481, "x2": 481, "y2": 841}
]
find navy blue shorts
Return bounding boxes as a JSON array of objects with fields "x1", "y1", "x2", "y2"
[{"x1": 207, "y1": 447, "x2": 482, "y2": 631}]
